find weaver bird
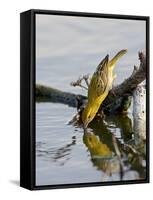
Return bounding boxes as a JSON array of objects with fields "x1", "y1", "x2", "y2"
[
  {"x1": 82, "y1": 49, "x2": 127, "y2": 128},
  {"x1": 83, "y1": 133, "x2": 112, "y2": 158}
]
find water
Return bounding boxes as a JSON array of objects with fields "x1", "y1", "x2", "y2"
[
  {"x1": 36, "y1": 14, "x2": 146, "y2": 95},
  {"x1": 35, "y1": 14, "x2": 146, "y2": 186},
  {"x1": 36, "y1": 102, "x2": 146, "y2": 185},
  {"x1": 36, "y1": 103, "x2": 102, "y2": 185}
]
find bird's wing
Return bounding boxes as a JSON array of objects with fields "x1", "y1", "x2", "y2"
[{"x1": 88, "y1": 55, "x2": 109, "y2": 102}]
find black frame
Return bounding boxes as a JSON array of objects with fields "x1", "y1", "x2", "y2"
[{"x1": 20, "y1": 9, "x2": 150, "y2": 190}]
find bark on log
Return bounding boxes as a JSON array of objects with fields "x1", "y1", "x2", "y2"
[
  {"x1": 133, "y1": 83, "x2": 146, "y2": 142},
  {"x1": 102, "y1": 52, "x2": 146, "y2": 113},
  {"x1": 36, "y1": 52, "x2": 146, "y2": 114},
  {"x1": 36, "y1": 84, "x2": 86, "y2": 107}
]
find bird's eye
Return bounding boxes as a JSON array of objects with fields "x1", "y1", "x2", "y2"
[{"x1": 88, "y1": 115, "x2": 91, "y2": 119}]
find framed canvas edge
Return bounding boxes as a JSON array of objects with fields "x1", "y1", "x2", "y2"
[
  {"x1": 20, "y1": 9, "x2": 150, "y2": 191},
  {"x1": 20, "y1": 10, "x2": 36, "y2": 190}
]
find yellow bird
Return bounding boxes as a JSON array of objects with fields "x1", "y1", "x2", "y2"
[
  {"x1": 83, "y1": 133, "x2": 112, "y2": 157},
  {"x1": 82, "y1": 49, "x2": 127, "y2": 128}
]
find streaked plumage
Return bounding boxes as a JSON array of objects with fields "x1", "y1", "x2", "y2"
[{"x1": 82, "y1": 49, "x2": 127, "y2": 128}]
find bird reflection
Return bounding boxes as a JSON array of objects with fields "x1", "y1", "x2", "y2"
[
  {"x1": 83, "y1": 132, "x2": 121, "y2": 178},
  {"x1": 82, "y1": 114, "x2": 146, "y2": 180},
  {"x1": 83, "y1": 132, "x2": 112, "y2": 158},
  {"x1": 36, "y1": 113, "x2": 146, "y2": 180}
]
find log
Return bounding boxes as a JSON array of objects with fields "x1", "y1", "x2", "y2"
[
  {"x1": 102, "y1": 52, "x2": 146, "y2": 113},
  {"x1": 133, "y1": 83, "x2": 146, "y2": 142},
  {"x1": 36, "y1": 84, "x2": 86, "y2": 107},
  {"x1": 36, "y1": 52, "x2": 146, "y2": 114}
]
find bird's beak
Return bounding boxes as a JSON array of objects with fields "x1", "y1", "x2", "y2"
[
  {"x1": 83, "y1": 121, "x2": 88, "y2": 129},
  {"x1": 83, "y1": 123, "x2": 89, "y2": 134}
]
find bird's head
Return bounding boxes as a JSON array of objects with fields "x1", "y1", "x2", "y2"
[{"x1": 82, "y1": 104, "x2": 97, "y2": 128}]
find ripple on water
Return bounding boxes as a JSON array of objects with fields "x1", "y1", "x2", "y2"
[{"x1": 36, "y1": 102, "x2": 146, "y2": 185}]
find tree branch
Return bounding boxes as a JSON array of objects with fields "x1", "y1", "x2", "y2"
[
  {"x1": 36, "y1": 84, "x2": 86, "y2": 107},
  {"x1": 36, "y1": 52, "x2": 146, "y2": 114}
]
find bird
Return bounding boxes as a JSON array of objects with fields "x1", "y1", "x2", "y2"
[
  {"x1": 82, "y1": 49, "x2": 127, "y2": 128},
  {"x1": 83, "y1": 132, "x2": 112, "y2": 157}
]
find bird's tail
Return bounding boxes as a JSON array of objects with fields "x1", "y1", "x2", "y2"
[{"x1": 109, "y1": 49, "x2": 127, "y2": 67}]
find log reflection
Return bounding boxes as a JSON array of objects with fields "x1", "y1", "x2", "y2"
[{"x1": 83, "y1": 114, "x2": 146, "y2": 180}]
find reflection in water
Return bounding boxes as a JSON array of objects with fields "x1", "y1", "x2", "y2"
[
  {"x1": 36, "y1": 14, "x2": 146, "y2": 185},
  {"x1": 83, "y1": 114, "x2": 146, "y2": 181},
  {"x1": 105, "y1": 115, "x2": 133, "y2": 143},
  {"x1": 36, "y1": 109, "x2": 146, "y2": 183},
  {"x1": 36, "y1": 136, "x2": 76, "y2": 166},
  {"x1": 83, "y1": 132, "x2": 120, "y2": 178}
]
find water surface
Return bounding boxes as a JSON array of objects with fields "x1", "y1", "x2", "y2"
[
  {"x1": 35, "y1": 14, "x2": 146, "y2": 186},
  {"x1": 36, "y1": 102, "x2": 146, "y2": 185}
]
